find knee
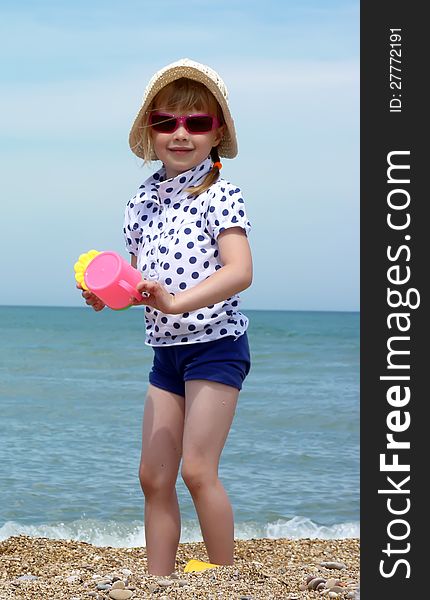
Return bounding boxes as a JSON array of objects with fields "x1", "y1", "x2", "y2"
[
  {"x1": 181, "y1": 460, "x2": 216, "y2": 494},
  {"x1": 138, "y1": 463, "x2": 176, "y2": 497}
]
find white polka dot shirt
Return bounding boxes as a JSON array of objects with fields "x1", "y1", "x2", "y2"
[{"x1": 124, "y1": 157, "x2": 252, "y2": 346}]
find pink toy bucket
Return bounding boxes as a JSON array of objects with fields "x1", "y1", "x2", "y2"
[{"x1": 84, "y1": 252, "x2": 143, "y2": 310}]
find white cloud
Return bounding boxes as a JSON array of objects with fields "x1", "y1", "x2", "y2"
[{"x1": 0, "y1": 58, "x2": 358, "y2": 140}]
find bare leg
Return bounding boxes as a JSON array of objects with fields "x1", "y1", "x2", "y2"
[
  {"x1": 139, "y1": 384, "x2": 185, "y2": 575},
  {"x1": 181, "y1": 380, "x2": 239, "y2": 565}
]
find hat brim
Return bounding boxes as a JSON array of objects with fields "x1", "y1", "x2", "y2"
[{"x1": 129, "y1": 64, "x2": 238, "y2": 160}]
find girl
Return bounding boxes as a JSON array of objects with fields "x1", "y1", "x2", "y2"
[{"x1": 82, "y1": 58, "x2": 253, "y2": 575}]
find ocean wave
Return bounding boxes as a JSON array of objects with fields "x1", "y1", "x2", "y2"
[{"x1": 0, "y1": 516, "x2": 359, "y2": 548}]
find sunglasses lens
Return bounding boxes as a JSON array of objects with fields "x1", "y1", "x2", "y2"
[
  {"x1": 150, "y1": 114, "x2": 176, "y2": 132},
  {"x1": 186, "y1": 115, "x2": 214, "y2": 133}
]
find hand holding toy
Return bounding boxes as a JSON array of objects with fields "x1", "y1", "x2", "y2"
[{"x1": 74, "y1": 250, "x2": 143, "y2": 310}]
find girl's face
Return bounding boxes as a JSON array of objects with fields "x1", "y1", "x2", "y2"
[{"x1": 150, "y1": 102, "x2": 224, "y2": 180}]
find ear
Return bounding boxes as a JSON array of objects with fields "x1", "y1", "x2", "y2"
[{"x1": 213, "y1": 124, "x2": 225, "y2": 147}]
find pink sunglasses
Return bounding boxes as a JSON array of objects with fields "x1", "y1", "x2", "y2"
[{"x1": 149, "y1": 112, "x2": 220, "y2": 134}]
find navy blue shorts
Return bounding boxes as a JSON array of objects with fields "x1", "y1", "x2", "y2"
[{"x1": 149, "y1": 333, "x2": 251, "y2": 397}]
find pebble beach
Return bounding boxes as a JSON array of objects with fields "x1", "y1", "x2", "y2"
[{"x1": 0, "y1": 535, "x2": 359, "y2": 600}]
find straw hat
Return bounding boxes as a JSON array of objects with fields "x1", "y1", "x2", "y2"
[{"x1": 129, "y1": 58, "x2": 238, "y2": 160}]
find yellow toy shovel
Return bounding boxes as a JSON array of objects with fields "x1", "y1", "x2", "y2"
[{"x1": 184, "y1": 559, "x2": 220, "y2": 573}]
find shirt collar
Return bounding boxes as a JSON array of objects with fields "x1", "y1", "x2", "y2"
[{"x1": 138, "y1": 156, "x2": 213, "y2": 205}]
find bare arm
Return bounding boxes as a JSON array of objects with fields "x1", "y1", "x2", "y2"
[
  {"x1": 133, "y1": 227, "x2": 253, "y2": 314},
  {"x1": 172, "y1": 227, "x2": 252, "y2": 313}
]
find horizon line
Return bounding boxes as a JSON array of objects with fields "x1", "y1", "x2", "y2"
[{"x1": 0, "y1": 304, "x2": 360, "y2": 314}]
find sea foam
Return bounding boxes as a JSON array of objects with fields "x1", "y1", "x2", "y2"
[{"x1": 0, "y1": 516, "x2": 359, "y2": 547}]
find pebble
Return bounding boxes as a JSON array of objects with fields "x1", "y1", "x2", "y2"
[
  {"x1": 17, "y1": 574, "x2": 38, "y2": 581},
  {"x1": 147, "y1": 583, "x2": 159, "y2": 593},
  {"x1": 65, "y1": 575, "x2": 80, "y2": 583},
  {"x1": 108, "y1": 590, "x2": 133, "y2": 600},
  {"x1": 97, "y1": 583, "x2": 112, "y2": 590},
  {"x1": 308, "y1": 577, "x2": 326, "y2": 590},
  {"x1": 320, "y1": 561, "x2": 347, "y2": 570},
  {"x1": 121, "y1": 568, "x2": 132, "y2": 576},
  {"x1": 112, "y1": 580, "x2": 126, "y2": 589},
  {"x1": 157, "y1": 578, "x2": 174, "y2": 587},
  {"x1": 325, "y1": 578, "x2": 342, "y2": 588},
  {"x1": 328, "y1": 593, "x2": 339, "y2": 599}
]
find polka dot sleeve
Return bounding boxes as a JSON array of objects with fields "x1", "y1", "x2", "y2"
[
  {"x1": 123, "y1": 200, "x2": 142, "y2": 257},
  {"x1": 206, "y1": 181, "x2": 251, "y2": 240}
]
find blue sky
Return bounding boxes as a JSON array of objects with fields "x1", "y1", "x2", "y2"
[{"x1": 0, "y1": 0, "x2": 359, "y2": 311}]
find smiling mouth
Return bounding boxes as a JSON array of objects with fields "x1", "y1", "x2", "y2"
[{"x1": 169, "y1": 148, "x2": 193, "y2": 152}]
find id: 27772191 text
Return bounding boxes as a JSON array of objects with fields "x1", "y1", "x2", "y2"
[{"x1": 389, "y1": 28, "x2": 403, "y2": 113}]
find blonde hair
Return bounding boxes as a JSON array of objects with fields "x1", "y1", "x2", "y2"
[{"x1": 138, "y1": 78, "x2": 224, "y2": 196}]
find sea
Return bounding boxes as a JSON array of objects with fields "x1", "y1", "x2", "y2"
[{"x1": 0, "y1": 306, "x2": 359, "y2": 547}]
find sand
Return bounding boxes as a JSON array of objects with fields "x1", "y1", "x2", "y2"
[{"x1": 0, "y1": 535, "x2": 359, "y2": 599}]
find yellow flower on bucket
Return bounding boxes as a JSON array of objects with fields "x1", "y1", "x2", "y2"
[
  {"x1": 73, "y1": 249, "x2": 101, "y2": 291},
  {"x1": 184, "y1": 559, "x2": 220, "y2": 573}
]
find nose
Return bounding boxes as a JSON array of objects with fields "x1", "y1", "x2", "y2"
[{"x1": 173, "y1": 124, "x2": 189, "y2": 140}]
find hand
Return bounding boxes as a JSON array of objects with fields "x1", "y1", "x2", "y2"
[
  {"x1": 132, "y1": 279, "x2": 177, "y2": 314},
  {"x1": 76, "y1": 284, "x2": 106, "y2": 311}
]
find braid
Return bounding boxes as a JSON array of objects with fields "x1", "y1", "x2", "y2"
[
  {"x1": 185, "y1": 146, "x2": 222, "y2": 196},
  {"x1": 211, "y1": 146, "x2": 221, "y2": 168}
]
